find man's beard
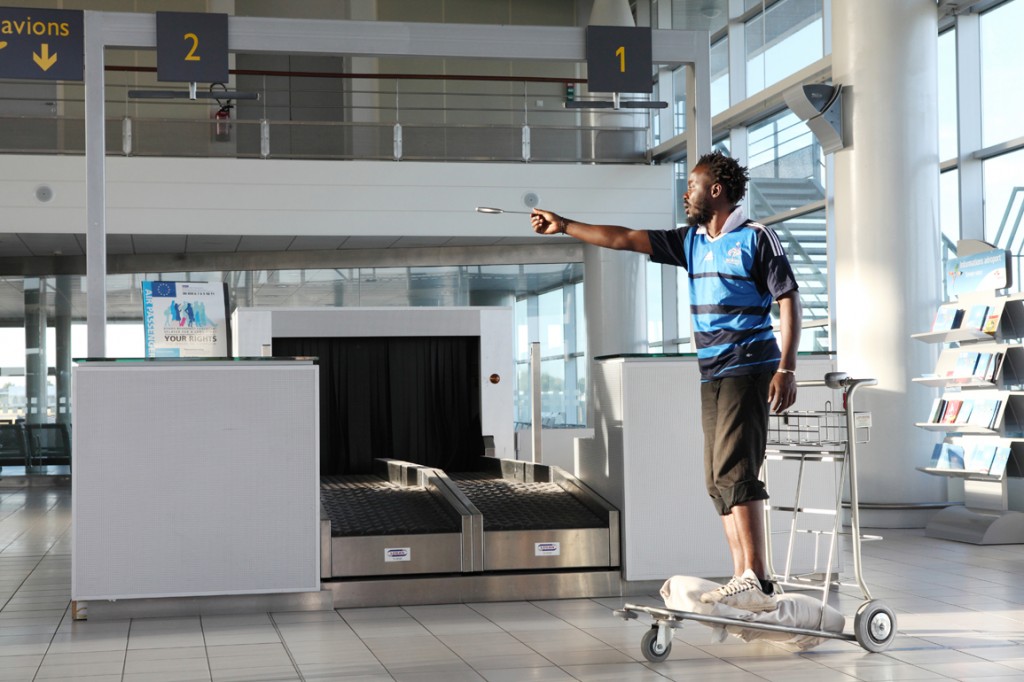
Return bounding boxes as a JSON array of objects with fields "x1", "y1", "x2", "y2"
[{"x1": 685, "y1": 200, "x2": 711, "y2": 226}]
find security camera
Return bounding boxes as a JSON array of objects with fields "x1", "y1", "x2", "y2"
[{"x1": 783, "y1": 83, "x2": 845, "y2": 154}]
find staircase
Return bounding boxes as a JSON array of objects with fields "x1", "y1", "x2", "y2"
[
  {"x1": 748, "y1": 177, "x2": 829, "y2": 343},
  {"x1": 990, "y1": 187, "x2": 1024, "y2": 290}
]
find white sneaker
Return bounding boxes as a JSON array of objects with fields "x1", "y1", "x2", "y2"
[
  {"x1": 701, "y1": 569, "x2": 777, "y2": 613},
  {"x1": 700, "y1": 575, "x2": 743, "y2": 605}
]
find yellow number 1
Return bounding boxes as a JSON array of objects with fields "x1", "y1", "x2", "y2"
[
  {"x1": 615, "y1": 46, "x2": 625, "y2": 72},
  {"x1": 184, "y1": 32, "x2": 201, "y2": 61}
]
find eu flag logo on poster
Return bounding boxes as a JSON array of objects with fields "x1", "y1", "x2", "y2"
[{"x1": 151, "y1": 281, "x2": 176, "y2": 297}]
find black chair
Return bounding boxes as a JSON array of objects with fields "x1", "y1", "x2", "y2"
[
  {"x1": 25, "y1": 423, "x2": 71, "y2": 470},
  {"x1": 0, "y1": 423, "x2": 29, "y2": 470}
]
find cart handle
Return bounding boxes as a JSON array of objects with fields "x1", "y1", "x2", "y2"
[{"x1": 795, "y1": 372, "x2": 877, "y2": 391}]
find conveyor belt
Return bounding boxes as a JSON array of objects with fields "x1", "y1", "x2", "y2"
[
  {"x1": 320, "y1": 475, "x2": 461, "y2": 537},
  {"x1": 447, "y1": 472, "x2": 606, "y2": 531}
]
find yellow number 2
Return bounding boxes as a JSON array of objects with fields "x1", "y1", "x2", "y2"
[
  {"x1": 615, "y1": 45, "x2": 625, "y2": 73},
  {"x1": 184, "y1": 32, "x2": 201, "y2": 61}
]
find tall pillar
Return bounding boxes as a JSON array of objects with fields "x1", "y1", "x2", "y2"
[
  {"x1": 24, "y1": 277, "x2": 48, "y2": 426},
  {"x1": 582, "y1": 0, "x2": 648, "y2": 371},
  {"x1": 55, "y1": 275, "x2": 73, "y2": 425},
  {"x1": 831, "y1": 0, "x2": 945, "y2": 524}
]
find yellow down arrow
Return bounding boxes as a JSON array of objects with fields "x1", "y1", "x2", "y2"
[
  {"x1": 33, "y1": 43, "x2": 57, "y2": 71},
  {"x1": 0, "y1": 42, "x2": 9, "y2": 50}
]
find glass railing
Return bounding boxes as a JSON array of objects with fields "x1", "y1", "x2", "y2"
[{"x1": 0, "y1": 72, "x2": 655, "y2": 163}]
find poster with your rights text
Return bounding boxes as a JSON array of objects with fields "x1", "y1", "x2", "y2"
[{"x1": 141, "y1": 281, "x2": 230, "y2": 358}]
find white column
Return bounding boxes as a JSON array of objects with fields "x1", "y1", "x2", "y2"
[
  {"x1": 583, "y1": 245, "x2": 647, "y2": 359},
  {"x1": 831, "y1": 0, "x2": 945, "y2": 523}
]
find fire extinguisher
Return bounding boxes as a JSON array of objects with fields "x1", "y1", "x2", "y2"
[
  {"x1": 210, "y1": 83, "x2": 233, "y2": 143},
  {"x1": 213, "y1": 104, "x2": 233, "y2": 142}
]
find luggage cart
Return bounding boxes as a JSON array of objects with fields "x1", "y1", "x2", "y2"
[{"x1": 614, "y1": 373, "x2": 898, "y2": 660}]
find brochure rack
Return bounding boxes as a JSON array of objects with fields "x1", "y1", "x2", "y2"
[{"x1": 913, "y1": 248, "x2": 1024, "y2": 544}]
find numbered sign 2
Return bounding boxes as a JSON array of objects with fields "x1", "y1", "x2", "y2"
[
  {"x1": 156, "y1": 11, "x2": 228, "y2": 83},
  {"x1": 585, "y1": 25, "x2": 653, "y2": 94}
]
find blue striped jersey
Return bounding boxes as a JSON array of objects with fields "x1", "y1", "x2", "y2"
[{"x1": 647, "y1": 209, "x2": 799, "y2": 381}]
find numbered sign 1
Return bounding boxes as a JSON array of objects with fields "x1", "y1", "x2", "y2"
[
  {"x1": 156, "y1": 11, "x2": 228, "y2": 83},
  {"x1": 585, "y1": 25, "x2": 653, "y2": 94}
]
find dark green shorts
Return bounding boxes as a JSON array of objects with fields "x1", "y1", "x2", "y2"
[{"x1": 700, "y1": 371, "x2": 773, "y2": 515}]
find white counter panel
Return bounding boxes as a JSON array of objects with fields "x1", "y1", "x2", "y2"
[
  {"x1": 579, "y1": 355, "x2": 839, "y2": 581},
  {"x1": 72, "y1": 361, "x2": 319, "y2": 600}
]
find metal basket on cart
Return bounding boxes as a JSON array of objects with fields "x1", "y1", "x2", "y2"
[
  {"x1": 764, "y1": 391, "x2": 878, "y2": 599},
  {"x1": 767, "y1": 407, "x2": 870, "y2": 450},
  {"x1": 614, "y1": 372, "x2": 898, "y2": 659}
]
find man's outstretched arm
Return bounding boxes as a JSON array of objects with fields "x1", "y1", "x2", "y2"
[{"x1": 531, "y1": 209, "x2": 653, "y2": 255}]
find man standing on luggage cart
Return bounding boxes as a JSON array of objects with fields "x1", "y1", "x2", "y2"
[{"x1": 530, "y1": 151, "x2": 802, "y2": 612}]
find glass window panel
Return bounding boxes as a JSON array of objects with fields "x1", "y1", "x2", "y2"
[
  {"x1": 0, "y1": 328, "x2": 24, "y2": 369},
  {"x1": 538, "y1": 289, "x2": 564, "y2": 356},
  {"x1": 646, "y1": 260, "x2": 663, "y2": 349},
  {"x1": 672, "y1": 67, "x2": 686, "y2": 136},
  {"x1": 939, "y1": 169, "x2": 960, "y2": 250},
  {"x1": 981, "y1": 0, "x2": 1024, "y2": 147},
  {"x1": 540, "y1": 358, "x2": 566, "y2": 426},
  {"x1": 674, "y1": 159, "x2": 689, "y2": 226},
  {"x1": 937, "y1": 29, "x2": 958, "y2": 162},
  {"x1": 515, "y1": 298, "x2": 529, "y2": 362},
  {"x1": 710, "y1": 37, "x2": 730, "y2": 116},
  {"x1": 746, "y1": 0, "x2": 823, "y2": 97},
  {"x1": 676, "y1": 272, "x2": 692, "y2": 352},
  {"x1": 983, "y1": 149, "x2": 1024, "y2": 264},
  {"x1": 652, "y1": 79, "x2": 662, "y2": 146},
  {"x1": 746, "y1": 109, "x2": 825, "y2": 220},
  {"x1": 574, "y1": 356, "x2": 588, "y2": 425},
  {"x1": 939, "y1": 168, "x2": 960, "y2": 301},
  {"x1": 574, "y1": 282, "x2": 586, "y2": 354},
  {"x1": 516, "y1": 363, "x2": 531, "y2": 424},
  {"x1": 672, "y1": 37, "x2": 729, "y2": 134}
]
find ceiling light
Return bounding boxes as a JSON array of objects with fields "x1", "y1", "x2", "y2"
[{"x1": 700, "y1": 4, "x2": 722, "y2": 19}]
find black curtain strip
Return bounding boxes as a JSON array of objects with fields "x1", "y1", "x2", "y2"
[{"x1": 273, "y1": 336, "x2": 482, "y2": 475}]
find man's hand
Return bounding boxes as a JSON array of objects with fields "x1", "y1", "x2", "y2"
[
  {"x1": 531, "y1": 209, "x2": 563, "y2": 235},
  {"x1": 767, "y1": 371, "x2": 797, "y2": 414}
]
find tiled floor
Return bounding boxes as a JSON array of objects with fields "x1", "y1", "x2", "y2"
[{"x1": 3, "y1": 486, "x2": 1024, "y2": 681}]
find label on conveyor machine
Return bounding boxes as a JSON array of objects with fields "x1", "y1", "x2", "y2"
[
  {"x1": 535, "y1": 542, "x2": 561, "y2": 557},
  {"x1": 384, "y1": 547, "x2": 411, "y2": 562}
]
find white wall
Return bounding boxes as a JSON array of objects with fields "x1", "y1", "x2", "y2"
[{"x1": 0, "y1": 155, "x2": 674, "y2": 239}]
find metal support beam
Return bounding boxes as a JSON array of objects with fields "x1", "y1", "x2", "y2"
[{"x1": 84, "y1": 11, "x2": 106, "y2": 358}]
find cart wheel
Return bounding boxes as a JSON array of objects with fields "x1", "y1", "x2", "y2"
[
  {"x1": 854, "y1": 600, "x2": 897, "y2": 652},
  {"x1": 640, "y1": 625, "x2": 672, "y2": 663}
]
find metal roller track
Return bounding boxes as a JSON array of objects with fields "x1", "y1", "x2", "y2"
[
  {"x1": 446, "y1": 458, "x2": 620, "y2": 572},
  {"x1": 321, "y1": 460, "x2": 476, "y2": 578}
]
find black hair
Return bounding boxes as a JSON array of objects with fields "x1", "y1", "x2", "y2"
[{"x1": 694, "y1": 151, "x2": 749, "y2": 204}]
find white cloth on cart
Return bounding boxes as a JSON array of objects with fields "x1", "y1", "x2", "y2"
[{"x1": 660, "y1": 575, "x2": 845, "y2": 651}]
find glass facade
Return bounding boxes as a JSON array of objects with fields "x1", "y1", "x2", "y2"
[
  {"x1": 513, "y1": 281, "x2": 585, "y2": 428},
  {"x1": 981, "y1": 0, "x2": 1024, "y2": 147},
  {"x1": 710, "y1": 37, "x2": 730, "y2": 116},
  {"x1": 744, "y1": 0, "x2": 824, "y2": 97},
  {"x1": 5, "y1": 0, "x2": 1024, "y2": 462}
]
